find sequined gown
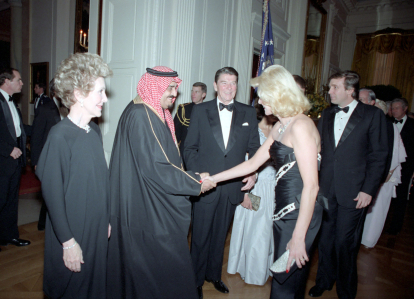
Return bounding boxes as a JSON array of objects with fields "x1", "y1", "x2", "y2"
[{"x1": 269, "y1": 140, "x2": 323, "y2": 299}]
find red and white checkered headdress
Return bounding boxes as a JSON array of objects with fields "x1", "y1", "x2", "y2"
[{"x1": 137, "y1": 66, "x2": 182, "y2": 143}]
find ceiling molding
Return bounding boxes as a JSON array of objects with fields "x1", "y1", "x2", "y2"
[
  {"x1": 351, "y1": 0, "x2": 414, "y2": 13},
  {"x1": 341, "y1": 0, "x2": 357, "y2": 12}
]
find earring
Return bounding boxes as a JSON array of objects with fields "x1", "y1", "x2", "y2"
[{"x1": 80, "y1": 100, "x2": 84, "y2": 108}]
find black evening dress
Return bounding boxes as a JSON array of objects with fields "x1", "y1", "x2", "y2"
[
  {"x1": 269, "y1": 140, "x2": 323, "y2": 299},
  {"x1": 36, "y1": 118, "x2": 110, "y2": 299}
]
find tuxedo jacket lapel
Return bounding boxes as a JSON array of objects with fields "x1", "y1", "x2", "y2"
[
  {"x1": 0, "y1": 93, "x2": 17, "y2": 140},
  {"x1": 207, "y1": 102, "x2": 226, "y2": 153},
  {"x1": 327, "y1": 109, "x2": 336, "y2": 151},
  {"x1": 336, "y1": 102, "x2": 363, "y2": 149},
  {"x1": 225, "y1": 104, "x2": 245, "y2": 155}
]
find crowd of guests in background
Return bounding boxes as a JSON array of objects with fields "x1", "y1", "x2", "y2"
[{"x1": 0, "y1": 52, "x2": 413, "y2": 299}]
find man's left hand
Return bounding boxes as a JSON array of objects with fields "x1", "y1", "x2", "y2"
[
  {"x1": 241, "y1": 173, "x2": 256, "y2": 191},
  {"x1": 353, "y1": 191, "x2": 372, "y2": 209}
]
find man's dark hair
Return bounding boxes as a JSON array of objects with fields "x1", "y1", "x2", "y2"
[
  {"x1": 254, "y1": 100, "x2": 265, "y2": 121},
  {"x1": 293, "y1": 75, "x2": 306, "y2": 91},
  {"x1": 392, "y1": 98, "x2": 409, "y2": 109},
  {"x1": 328, "y1": 70, "x2": 360, "y2": 99},
  {"x1": 359, "y1": 88, "x2": 376, "y2": 102},
  {"x1": 0, "y1": 68, "x2": 18, "y2": 86},
  {"x1": 214, "y1": 67, "x2": 238, "y2": 83},
  {"x1": 193, "y1": 82, "x2": 207, "y2": 94},
  {"x1": 36, "y1": 82, "x2": 47, "y2": 92}
]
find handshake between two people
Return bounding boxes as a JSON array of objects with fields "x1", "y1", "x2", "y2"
[{"x1": 199, "y1": 172, "x2": 258, "y2": 194}]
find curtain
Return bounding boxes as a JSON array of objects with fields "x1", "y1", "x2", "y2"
[
  {"x1": 304, "y1": 39, "x2": 320, "y2": 91},
  {"x1": 352, "y1": 29, "x2": 414, "y2": 104},
  {"x1": 372, "y1": 52, "x2": 395, "y2": 85}
]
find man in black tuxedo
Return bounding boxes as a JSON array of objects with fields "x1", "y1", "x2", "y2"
[
  {"x1": 31, "y1": 80, "x2": 62, "y2": 230},
  {"x1": 183, "y1": 67, "x2": 260, "y2": 298},
  {"x1": 387, "y1": 98, "x2": 414, "y2": 234},
  {"x1": 359, "y1": 88, "x2": 394, "y2": 183},
  {"x1": 0, "y1": 68, "x2": 30, "y2": 249},
  {"x1": 33, "y1": 82, "x2": 51, "y2": 117},
  {"x1": 309, "y1": 71, "x2": 388, "y2": 299},
  {"x1": 174, "y1": 82, "x2": 207, "y2": 156}
]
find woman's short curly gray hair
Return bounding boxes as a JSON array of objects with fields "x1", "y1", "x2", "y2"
[{"x1": 54, "y1": 53, "x2": 112, "y2": 108}]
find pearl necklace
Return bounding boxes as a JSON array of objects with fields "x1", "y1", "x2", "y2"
[{"x1": 67, "y1": 115, "x2": 91, "y2": 133}]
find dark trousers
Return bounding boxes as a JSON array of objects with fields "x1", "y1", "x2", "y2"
[
  {"x1": 270, "y1": 204, "x2": 322, "y2": 299},
  {"x1": 38, "y1": 200, "x2": 47, "y2": 230},
  {"x1": 388, "y1": 171, "x2": 412, "y2": 234},
  {"x1": 315, "y1": 196, "x2": 367, "y2": 299},
  {"x1": 190, "y1": 195, "x2": 237, "y2": 287},
  {"x1": 0, "y1": 165, "x2": 22, "y2": 240}
]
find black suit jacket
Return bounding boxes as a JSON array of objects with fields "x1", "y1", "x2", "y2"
[
  {"x1": 34, "y1": 94, "x2": 51, "y2": 117},
  {"x1": 174, "y1": 102, "x2": 194, "y2": 155},
  {"x1": 318, "y1": 102, "x2": 388, "y2": 208},
  {"x1": 183, "y1": 99, "x2": 260, "y2": 205},
  {"x1": 31, "y1": 100, "x2": 61, "y2": 166},
  {"x1": 0, "y1": 93, "x2": 26, "y2": 176},
  {"x1": 399, "y1": 116, "x2": 414, "y2": 177},
  {"x1": 382, "y1": 118, "x2": 395, "y2": 182}
]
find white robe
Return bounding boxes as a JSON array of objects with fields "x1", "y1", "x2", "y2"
[{"x1": 361, "y1": 124, "x2": 406, "y2": 248}]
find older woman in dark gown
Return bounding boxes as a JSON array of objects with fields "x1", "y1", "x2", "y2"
[
  {"x1": 204, "y1": 65, "x2": 323, "y2": 298},
  {"x1": 36, "y1": 53, "x2": 112, "y2": 299}
]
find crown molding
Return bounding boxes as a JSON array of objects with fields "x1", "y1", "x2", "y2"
[{"x1": 351, "y1": 0, "x2": 414, "y2": 13}]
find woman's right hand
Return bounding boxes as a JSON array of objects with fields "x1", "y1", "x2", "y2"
[{"x1": 62, "y1": 238, "x2": 84, "y2": 272}]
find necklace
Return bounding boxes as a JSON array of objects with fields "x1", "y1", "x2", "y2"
[
  {"x1": 67, "y1": 114, "x2": 91, "y2": 133},
  {"x1": 278, "y1": 119, "x2": 292, "y2": 135}
]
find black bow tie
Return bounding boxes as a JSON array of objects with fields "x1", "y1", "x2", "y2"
[
  {"x1": 219, "y1": 102, "x2": 234, "y2": 112},
  {"x1": 394, "y1": 119, "x2": 403, "y2": 124},
  {"x1": 333, "y1": 106, "x2": 349, "y2": 114},
  {"x1": 8, "y1": 95, "x2": 13, "y2": 102}
]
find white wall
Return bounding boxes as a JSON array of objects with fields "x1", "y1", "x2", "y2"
[
  {"x1": 29, "y1": 0, "x2": 76, "y2": 123},
  {"x1": 95, "y1": 0, "x2": 298, "y2": 160},
  {"x1": 27, "y1": 0, "x2": 308, "y2": 160}
]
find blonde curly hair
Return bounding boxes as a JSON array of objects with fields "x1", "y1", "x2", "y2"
[
  {"x1": 250, "y1": 65, "x2": 311, "y2": 118},
  {"x1": 54, "y1": 53, "x2": 112, "y2": 108}
]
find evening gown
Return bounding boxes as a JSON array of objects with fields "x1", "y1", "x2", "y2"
[
  {"x1": 227, "y1": 128, "x2": 276, "y2": 285},
  {"x1": 36, "y1": 119, "x2": 110, "y2": 299},
  {"x1": 269, "y1": 140, "x2": 323, "y2": 299}
]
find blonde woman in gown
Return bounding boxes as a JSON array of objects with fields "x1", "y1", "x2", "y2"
[{"x1": 227, "y1": 107, "x2": 276, "y2": 285}]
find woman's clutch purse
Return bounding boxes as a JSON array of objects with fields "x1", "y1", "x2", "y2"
[
  {"x1": 247, "y1": 193, "x2": 261, "y2": 211},
  {"x1": 270, "y1": 249, "x2": 295, "y2": 273}
]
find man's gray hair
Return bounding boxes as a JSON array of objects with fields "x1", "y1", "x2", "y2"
[
  {"x1": 392, "y1": 98, "x2": 408, "y2": 109},
  {"x1": 359, "y1": 88, "x2": 376, "y2": 102}
]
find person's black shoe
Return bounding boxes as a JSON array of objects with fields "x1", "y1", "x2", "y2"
[
  {"x1": 308, "y1": 285, "x2": 326, "y2": 297},
  {"x1": 37, "y1": 225, "x2": 45, "y2": 231},
  {"x1": 206, "y1": 279, "x2": 229, "y2": 293},
  {"x1": 197, "y1": 286, "x2": 203, "y2": 299},
  {"x1": 0, "y1": 238, "x2": 31, "y2": 246}
]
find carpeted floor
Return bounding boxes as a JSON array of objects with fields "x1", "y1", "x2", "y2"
[
  {"x1": 19, "y1": 166, "x2": 41, "y2": 195},
  {"x1": 18, "y1": 165, "x2": 42, "y2": 226},
  {"x1": 18, "y1": 192, "x2": 42, "y2": 226}
]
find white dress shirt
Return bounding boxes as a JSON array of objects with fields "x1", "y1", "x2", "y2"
[
  {"x1": 35, "y1": 93, "x2": 44, "y2": 109},
  {"x1": 334, "y1": 100, "x2": 358, "y2": 147},
  {"x1": 217, "y1": 98, "x2": 234, "y2": 148},
  {"x1": 395, "y1": 114, "x2": 406, "y2": 133},
  {"x1": 0, "y1": 88, "x2": 21, "y2": 137}
]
